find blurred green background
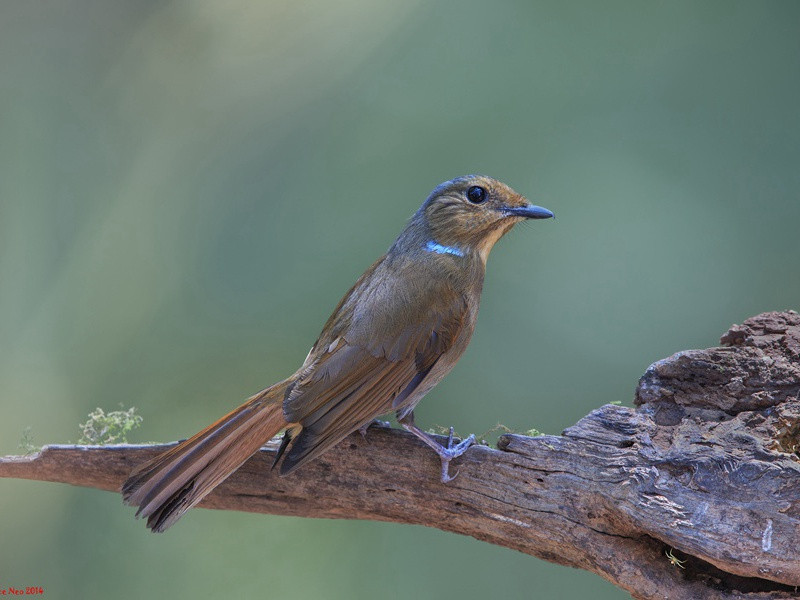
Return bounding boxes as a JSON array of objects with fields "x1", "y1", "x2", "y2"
[{"x1": 2, "y1": 1, "x2": 799, "y2": 598}]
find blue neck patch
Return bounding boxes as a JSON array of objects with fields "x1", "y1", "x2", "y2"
[{"x1": 425, "y1": 240, "x2": 465, "y2": 257}]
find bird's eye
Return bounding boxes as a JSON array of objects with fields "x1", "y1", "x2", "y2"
[{"x1": 466, "y1": 186, "x2": 487, "y2": 204}]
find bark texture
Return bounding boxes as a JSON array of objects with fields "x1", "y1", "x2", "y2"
[{"x1": 2, "y1": 311, "x2": 800, "y2": 599}]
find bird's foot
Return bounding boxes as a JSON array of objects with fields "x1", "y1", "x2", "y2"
[
  {"x1": 397, "y1": 412, "x2": 475, "y2": 483},
  {"x1": 357, "y1": 419, "x2": 392, "y2": 439},
  {"x1": 434, "y1": 427, "x2": 475, "y2": 483}
]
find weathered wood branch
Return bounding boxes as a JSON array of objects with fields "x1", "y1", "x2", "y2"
[{"x1": 3, "y1": 311, "x2": 800, "y2": 599}]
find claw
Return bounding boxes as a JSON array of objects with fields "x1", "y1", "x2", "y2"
[
  {"x1": 358, "y1": 419, "x2": 392, "y2": 439},
  {"x1": 398, "y1": 411, "x2": 475, "y2": 484},
  {"x1": 439, "y1": 433, "x2": 475, "y2": 481},
  {"x1": 441, "y1": 465, "x2": 458, "y2": 483}
]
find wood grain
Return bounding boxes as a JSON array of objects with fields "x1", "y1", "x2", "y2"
[{"x1": 3, "y1": 311, "x2": 799, "y2": 599}]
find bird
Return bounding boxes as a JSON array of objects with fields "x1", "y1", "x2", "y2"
[{"x1": 122, "y1": 174, "x2": 553, "y2": 532}]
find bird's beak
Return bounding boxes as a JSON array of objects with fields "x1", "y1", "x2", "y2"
[{"x1": 503, "y1": 204, "x2": 554, "y2": 220}]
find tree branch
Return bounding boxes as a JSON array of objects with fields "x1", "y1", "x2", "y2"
[{"x1": 3, "y1": 311, "x2": 800, "y2": 599}]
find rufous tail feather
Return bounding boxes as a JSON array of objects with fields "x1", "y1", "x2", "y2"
[{"x1": 121, "y1": 381, "x2": 291, "y2": 532}]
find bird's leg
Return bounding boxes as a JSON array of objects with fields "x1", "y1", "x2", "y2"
[
  {"x1": 357, "y1": 419, "x2": 392, "y2": 439},
  {"x1": 397, "y1": 411, "x2": 475, "y2": 483}
]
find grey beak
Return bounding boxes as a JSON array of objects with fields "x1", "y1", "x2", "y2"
[{"x1": 504, "y1": 204, "x2": 555, "y2": 220}]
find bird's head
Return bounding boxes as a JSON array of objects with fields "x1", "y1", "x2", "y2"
[{"x1": 412, "y1": 175, "x2": 553, "y2": 262}]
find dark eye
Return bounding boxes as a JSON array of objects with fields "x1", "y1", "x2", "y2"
[{"x1": 466, "y1": 186, "x2": 487, "y2": 204}]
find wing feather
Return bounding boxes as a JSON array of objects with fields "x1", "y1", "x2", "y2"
[{"x1": 278, "y1": 290, "x2": 470, "y2": 474}]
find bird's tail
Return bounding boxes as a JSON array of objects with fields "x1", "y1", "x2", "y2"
[{"x1": 122, "y1": 380, "x2": 291, "y2": 532}]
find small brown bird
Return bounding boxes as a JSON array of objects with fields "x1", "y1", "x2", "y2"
[{"x1": 122, "y1": 175, "x2": 553, "y2": 531}]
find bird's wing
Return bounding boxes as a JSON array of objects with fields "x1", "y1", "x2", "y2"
[{"x1": 279, "y1": 272, "x2": 471, "y2": 474}]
